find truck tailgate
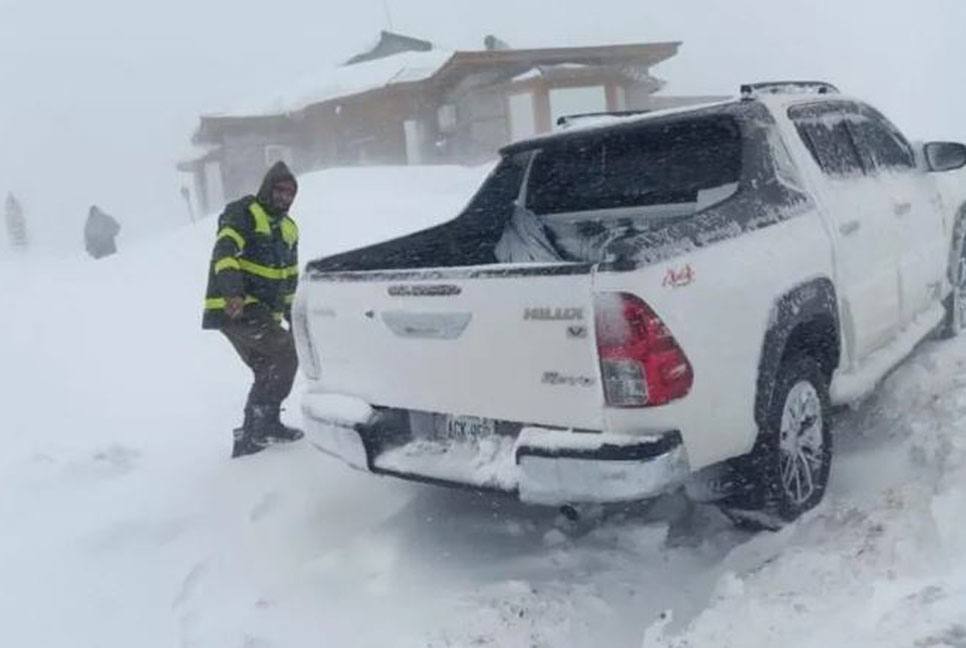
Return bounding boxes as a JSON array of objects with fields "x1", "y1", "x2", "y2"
[{"x1": 300, "y1": 265, "x2": 605, "y2": 431}]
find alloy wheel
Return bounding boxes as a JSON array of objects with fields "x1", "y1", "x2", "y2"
[{"x1": 778, "y1": 381, "x2": 825, "y2": 506}]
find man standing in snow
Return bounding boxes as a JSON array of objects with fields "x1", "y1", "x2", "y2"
[
  {"x1": 84, "y1": 205, "x2": 121, "y2": 259},
  {"x1": 202, "y1": 161, "x2": 304, "y2": 458}
]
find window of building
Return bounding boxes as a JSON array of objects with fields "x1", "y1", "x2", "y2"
[{"x1": 437, "y1": 104, "x2": 458, "y2": 133}]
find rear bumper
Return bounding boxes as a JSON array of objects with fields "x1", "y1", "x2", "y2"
[
  {"x1": 301, "y1": 399, "x2": 690, "y2": 506},
  {"x1": 514, "y1": 429, "x2": 689, "y2": 505}
]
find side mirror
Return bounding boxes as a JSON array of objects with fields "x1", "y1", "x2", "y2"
[{"x1": 925, "y1": 142, "x2": 966, "y2": 173}]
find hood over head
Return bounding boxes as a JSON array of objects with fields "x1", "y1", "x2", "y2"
[{"x1": 256, "y1": 161, "x2": 298, "y2": 213}]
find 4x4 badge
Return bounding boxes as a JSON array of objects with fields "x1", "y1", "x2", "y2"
[{"x1": 663, "y1": 264, "x2": 695, "y2": 289}]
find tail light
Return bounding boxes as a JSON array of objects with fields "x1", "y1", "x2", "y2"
[{"x1": 594, "y1": 292, "x2": 693, "y2": 407}]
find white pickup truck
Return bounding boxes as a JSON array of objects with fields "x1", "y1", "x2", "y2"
[{"x1": 292, "y1": 82, "x2": 966, "y2": 528}]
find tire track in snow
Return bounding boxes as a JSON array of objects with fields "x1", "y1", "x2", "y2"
[{"x1": 641, "y1": 336, "x2": 966, "y2": 647}]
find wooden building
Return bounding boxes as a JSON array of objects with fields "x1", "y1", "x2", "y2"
[{"x1": 179, "y1": 32, "x2": 718, "y2": 214}]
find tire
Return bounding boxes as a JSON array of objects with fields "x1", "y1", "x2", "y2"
[
  {"x1": 717, "y1": 354, "x2": 833, "y2": 531},
  {"x1": 939, "y1": 221, "x2": 966, "y2": 339}
]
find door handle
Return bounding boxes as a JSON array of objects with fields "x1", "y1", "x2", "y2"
[
  {"x1": 840, "y1": 220, "x2": 861, "y2": 236},
  {"x1": 894, "y1": 202, "x2": 912, "y2": 217}
]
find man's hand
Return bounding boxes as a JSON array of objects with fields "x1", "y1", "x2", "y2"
[{"x1": 224, "y1": 296, "x2": 245, "y2": 319}]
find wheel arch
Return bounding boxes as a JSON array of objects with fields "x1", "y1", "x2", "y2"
[
  {"x1": 946, "y1": 202, "x2": 966, "y2": 286},
  {"x1": 755, "y1": 277, "x2": 840, "y2": 431}
]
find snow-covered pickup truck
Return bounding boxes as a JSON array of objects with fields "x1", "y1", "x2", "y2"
[{"x1": 292, "y1": 82, "x2": 966, "y2": 527}]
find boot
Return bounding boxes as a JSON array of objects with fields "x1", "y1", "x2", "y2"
[
  {"x1": 251, "y1": 404, "x2": 304, "y2": 446},
  {"x1": 231, "y1": 408, "x2": 270, "y2": 459}
]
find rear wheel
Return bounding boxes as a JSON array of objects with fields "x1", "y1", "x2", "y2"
[{"x1": 717, "y1": 355, "x2": 832, "y2": 530}]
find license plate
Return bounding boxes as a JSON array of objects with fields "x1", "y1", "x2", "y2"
[{"x1": 443, "y1": 414, "x2": 496, "y2": 439}]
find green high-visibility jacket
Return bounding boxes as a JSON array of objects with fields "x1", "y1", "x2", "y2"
[{"x1": 202, "y1": 196, "x2": 299, "y2": 329}]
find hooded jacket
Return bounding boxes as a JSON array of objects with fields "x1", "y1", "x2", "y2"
[{"x1": 202, "y1": 161, "x2": 300, "y2": 329}]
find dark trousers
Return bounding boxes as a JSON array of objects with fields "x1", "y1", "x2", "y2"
[{"x1": 221, "y1": 313, "x2": 298, "y2": 410}]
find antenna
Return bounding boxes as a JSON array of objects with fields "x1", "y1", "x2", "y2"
[{"x1": 382, "y1": 0, "x2": 394, "y2": 31}]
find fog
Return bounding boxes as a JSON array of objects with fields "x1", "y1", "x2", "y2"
[{"x1": 1, "y1": 0, "x2": 963, "y2": 254}]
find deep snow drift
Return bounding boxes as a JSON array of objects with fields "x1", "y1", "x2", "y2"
[{"x1": 1, "y1": 164, "x2": 965, "y2": 647}]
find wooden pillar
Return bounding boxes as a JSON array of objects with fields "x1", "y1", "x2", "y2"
[
  {"x1": 533, "y1": 83, "x2": 552, "y2": 133},
  {"x1": 417, "y1": 97, "x2": 441, "y2": 164},
  {"x1": 605, "y1": 82, "x2": 620, "y2": 112},
  {"x1": 193, "y1": 167, "x2": 208, "y2": 216}
]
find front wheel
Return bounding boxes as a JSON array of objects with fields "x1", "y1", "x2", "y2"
[
  {"x1": 717, "y1": 355, "x2": 833, "y2": 530},
  {"x1": 939, "y1": 225, "x2": 966, "y2": 338}
]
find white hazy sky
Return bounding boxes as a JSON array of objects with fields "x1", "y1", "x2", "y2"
[{"x1": 1, "y1": 0, "x2": 964, "y2": 253}]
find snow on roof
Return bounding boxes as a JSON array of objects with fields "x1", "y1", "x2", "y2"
[
  {"x1": 214, "y1": 49, "x2": 454, "y2": 118},
  {"x1": 205, "y1": 42, "x2": 682, "y2": 121},
  {"x1": 511, "y1": 63, "x2": 591, "y2": 83}
]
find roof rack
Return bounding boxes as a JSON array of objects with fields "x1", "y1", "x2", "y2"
[
  {"x1": 740, "y1": 81, "x2": 840, "y2": 99},
  {"x1": 556, "y1": 109, "x2": 652, "y2": 128}
]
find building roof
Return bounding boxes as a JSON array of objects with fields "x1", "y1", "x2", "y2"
[
  {"x1": 216, "y1": 40, "x2": 680, "y2": 116},
  {"x1": 434, "y1": 41, "x2": 680, "y2": 83},
  {"x1": 215, "y1": 49, "x2": 454, "y2": 119},
  {"x1": 191, "y1": 40, "x2": 682, "y2": 146}
]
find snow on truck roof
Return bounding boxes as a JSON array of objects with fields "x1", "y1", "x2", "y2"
[
  {"x1": 501, "y1": 81, "x2": 846, "y2": 153},
  {"x1": 500, "y1": 99, "x2": 742, "y2": 153}
]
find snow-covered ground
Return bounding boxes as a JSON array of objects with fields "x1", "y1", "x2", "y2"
[{"x1": 2, "y1": 164, "x2": 965, "y2": 647}]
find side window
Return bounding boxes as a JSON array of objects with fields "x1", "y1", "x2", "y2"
[
  {"x1": 849, "y1": 108, "x2": 916, "y2": 173},
  {"x1": 789, "y1": 103, "x2": 864, "y2": 178}
]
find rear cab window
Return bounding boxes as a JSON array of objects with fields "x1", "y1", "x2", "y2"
[
  {"x1": 498, "y1": 115, "x2": 743, "y2": 262},
  {"x1": 526, "y1": 116, "x2": 742, "y2": 216}
]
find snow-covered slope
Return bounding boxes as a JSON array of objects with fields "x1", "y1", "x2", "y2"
[
  {"x1": 1, "y1": 164, "x2": 965, "y2": 648},
  {"x1": 644, "y1": 344, "x2": 966, "y2": 647}
]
